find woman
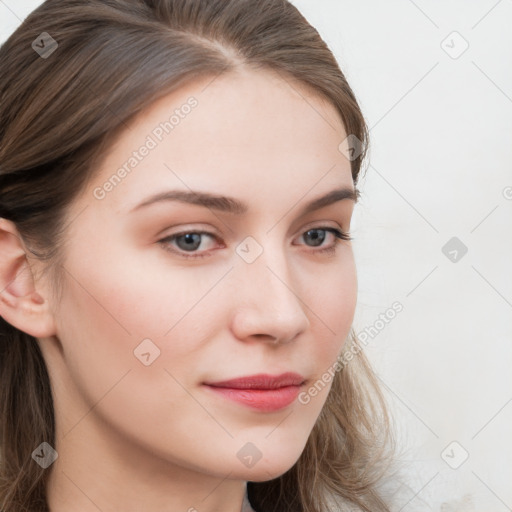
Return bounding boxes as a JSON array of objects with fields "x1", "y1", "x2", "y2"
[{"x1": 0, "y1": 0, "x2": 394, "y2": 510}]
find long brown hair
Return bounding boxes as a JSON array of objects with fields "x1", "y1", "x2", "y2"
[{"x1": 0, "y1": 1, "x2": 394, "y2": 510}]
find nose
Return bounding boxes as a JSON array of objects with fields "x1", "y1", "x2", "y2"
[{"x1": 229, "y1": 243, "x2": 310, "y2": 345}]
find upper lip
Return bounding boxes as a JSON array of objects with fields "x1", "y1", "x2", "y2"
[{"x1": 204, "y1": 372, "x2": 306, "y2": 390}]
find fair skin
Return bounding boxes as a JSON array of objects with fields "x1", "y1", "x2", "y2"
[{"x1": 0, "y1": 67, "x2": 357, "y2": 512}]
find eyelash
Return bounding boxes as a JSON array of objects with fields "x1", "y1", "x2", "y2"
[{"x1": 158, "y1": 226, "x2": 352, "y2": 259}]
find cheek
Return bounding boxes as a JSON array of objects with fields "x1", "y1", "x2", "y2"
[
  {"x1": 53, "y1": 266, "x2": 140, "y2": 410},
  {"x1": 298, "y1": 254, "x2": 357, "y2": 400},
  {"x1": 53, "y1": 259, "x2": 216, "y2": 453},
  {"x1": 307, "y1": 251, "x2": 357, "y2": 338},
  {"x1": 53, "y1": 247, "x2": 225, "y2": 401}
]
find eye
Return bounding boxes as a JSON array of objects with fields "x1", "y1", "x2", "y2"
[
  {"x1": 296, "y1": 227, "x2": 352, "y2": 256},
  {"x1": 158, "y1": 230, "x2": 220, "y2": 259},
  {"x1": 158, "y1": 226, "x2": 352, "y2": 259}
]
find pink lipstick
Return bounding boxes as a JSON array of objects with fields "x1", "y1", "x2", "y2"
[{"x1": 203, "y1": 372, "x2": 306, "y2": 412}]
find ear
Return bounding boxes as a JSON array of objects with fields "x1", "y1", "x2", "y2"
[{"x1": 0, "y1": 217, "x2": 57, "y2": 338}]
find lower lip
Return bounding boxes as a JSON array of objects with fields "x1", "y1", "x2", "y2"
[{"x1": 203, "y1": 384, "x2": 302, "y2": 412}]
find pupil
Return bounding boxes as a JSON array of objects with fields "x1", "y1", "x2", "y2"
[
  {"x1": 178, "y1": 233, "x2": 201, "y2": 251},
  {"x1": 306, "y1": 229, "x2": 325, "y2": 247}
]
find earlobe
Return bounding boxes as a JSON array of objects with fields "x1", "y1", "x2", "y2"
[{"x1": 0, "y1": 218, "x2": 57, "y2": 338}]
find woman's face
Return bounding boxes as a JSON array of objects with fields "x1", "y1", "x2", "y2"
[{"x1": 40, "y1": 67, "x2": 357, "y2": 483}]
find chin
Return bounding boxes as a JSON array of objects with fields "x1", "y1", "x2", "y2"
[{"x1": 237, "y1": 450, "x2": 303, "y2": 482}]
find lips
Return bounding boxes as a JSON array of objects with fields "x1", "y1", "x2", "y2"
[
  {"x1": 203, "y1": 372, "x2": 306, "y2": 390},
  {"x1": 202, "y1": 372, "x2": 307, "y2": 412}
]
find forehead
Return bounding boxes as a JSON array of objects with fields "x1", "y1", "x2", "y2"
[{"x1": 80, "y1": 67, "x2": 353, "y2": 215}]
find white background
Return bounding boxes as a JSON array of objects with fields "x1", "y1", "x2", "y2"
[{"x1": 1, "y1": 1, "x2": 511, "y2": 510}]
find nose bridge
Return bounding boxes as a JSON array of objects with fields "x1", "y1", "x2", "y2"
[{"x1": 230, "y1": 233, "x2": 310, "y2": 342}]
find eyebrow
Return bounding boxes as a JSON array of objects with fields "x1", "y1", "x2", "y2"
[{"x1": 129, "y1": 186, "x2": 359, "y2": 216}]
